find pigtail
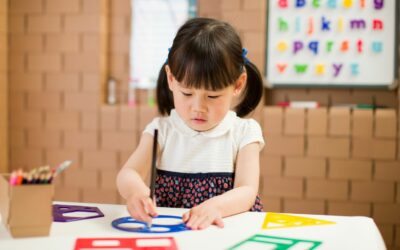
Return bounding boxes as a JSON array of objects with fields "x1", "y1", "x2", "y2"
[
  {"x1": 235, "y1": 61, "x2": 264, "y2": 117},
  {"x1": 156, "y1": 63, "x2": 174, "y2": 116}
]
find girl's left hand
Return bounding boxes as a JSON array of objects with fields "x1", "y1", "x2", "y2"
[{"x1": 182, "y1": 202, "x2": 224, "y2": 230}]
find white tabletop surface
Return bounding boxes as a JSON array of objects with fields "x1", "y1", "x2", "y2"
[{"x1": 0, "y1": 201, "x2": 386, "y2": 250}]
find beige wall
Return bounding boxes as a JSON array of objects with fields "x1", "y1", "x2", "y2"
[
  {"x1": 7, "y1": 0, "x2": 158, "y2": 204},
  {"x1": 5, "y1": 0, "x2": 400, "y2": 249},
  {"x1": 8, "y1": 0, "x2": 118, "y2": 202},
  {"x1": 0, "y1": 0, "x2": 8, "y2": 173}
]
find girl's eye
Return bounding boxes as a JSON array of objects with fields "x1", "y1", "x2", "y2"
[
  {"x1": 208, "y1": 95, "x2": 220, "y2": 99},
  {"x1": 181, "y1": 92, "x2": 192, "y2": 96}
]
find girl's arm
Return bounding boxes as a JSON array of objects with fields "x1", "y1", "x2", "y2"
[
  {"x1": 116, "y1": 132, "x2": 158, "y2": 223},
  {"x1": 222, "y1": 141, "x2": 260, "y2": 213},
  {"x1": 183, "y1": 142, "x2": 261, "y2": 229}
]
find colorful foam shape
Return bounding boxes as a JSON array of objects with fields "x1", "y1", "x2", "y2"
[
  {"x1": 357, "y1": 39, "x2": 363, "y2": 53},
  {"x1": 53, "y1": 204, "x2": 104, "y2": 222},
  {"x1": 296, "y1": 0, "x2": 306, "y2": 8},
  {"x1": 277, "y1": 41, "x2": 288, "y2": 52},
  {"x1": 374, "y1": 0, "x2": 383, "y2": 10},
  {"x1": 112, "y1": 215, "x2": 189, "y2": 234},
  {"x1": 293, "y1": 41, "x2": 303, "y2": 54},
  {"x1": 294, "y1": 64, "x2": 308, "y2": 73},
  {"x1": 74, "y1": 237, "x2": 178, "y2": 250},
  {"x1": 372, "y1": 19, "x2": 383, "y2": 30},
  {"x1": 372, "y1": 41, "x2": 383, "y2": 53},
  {"x1": 321, "y1": 16, "x2": 331, "y2": 31},
  {"x1": 343, "y1": 0, "x2": 352, "y2": 8},
  {"x1": 340, "y1": 41, "x2": 349, "y2": 52},
  {"x1": 295, "y1": 16, "x2": 301, "y2": 32},
  {"x1": 338, "y1": 17, "x2": 344, "y2": 32},
  {"x1": 327, "y1": 0, "x2": 337, "y2": 8},
  {"x1": 332, "y1": 63, "x2": 343, "y2": 77},
  {"x1": 308, "y1": 41, "x2": 319, "y2": 55},
  {"x1": 278, "y1": 17, "x2": 289, "y2": 31},
  {"x1": 278, "y1": 0, "x2": 288, "y2": 8},
  {"x1": 307, "y1": 17, "x2": 314, "y2": 35},
  {"x1": 228, "y1": 234, "x2": 322, "y2": 250},
  {"x1": 262, "y1": 212, "x2": 335, "y2": 230},
  {"x1": 276, "y1": 63, "x2": 288, "y2": 73},
  {"x1": 351, "y1": 63, "x2": 360, "y2": 75},
  {"x1": 315, "y1": 64, "x2": 325, "y2": 75},
  {"x1": 326, "y1": 40, "x2": 334, "y2": 52}
]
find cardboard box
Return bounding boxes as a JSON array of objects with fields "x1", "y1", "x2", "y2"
[
  {"x1": 284, "y1": 108, "x2": 305, "y2": 135},
  {"x1": 329, "y1": 107, "x2": 350, "y2": 136},
  {"x1": 263, "y1": 106, "x2": 283, "y2": 136},
  {"x1": 307, "y1": 136, "x2": 350, "y2": 158},
  {"x1": 264, "y1": 136, "x2": 305, "y2": 157},
  {"x1": 375, "y1": 109, "x2": 397, "y2": 138},
  {"x1": 307, "y1": 108, "x2": 327, "y2": 136},
  {"x1": 352, "y1": 138, "x2": 396, "y2": 160},
  {"x1": 0, "y1": 175, "x2": 54, "y2": 238},
  {"x1": 352, "y1": 109, "x2": 373, "y2": 138}
]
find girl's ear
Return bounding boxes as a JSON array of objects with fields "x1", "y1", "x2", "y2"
[
  {"x1": 233, "y1": 72, "x2": 247, "y2": 96},
  {"x1": 165, "y1": 65, "x2": 175, "y2": 91}
]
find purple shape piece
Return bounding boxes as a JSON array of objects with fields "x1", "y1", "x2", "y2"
[{"x1": 53, "y1": 204, "x2": 104, "y2": 222}]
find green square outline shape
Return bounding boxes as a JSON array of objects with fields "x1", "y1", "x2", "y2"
[{"x1": 227, "y1": 234, "x2": 322, "y2": 250}]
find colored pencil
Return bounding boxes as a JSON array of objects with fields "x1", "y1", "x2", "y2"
[
  {"x1": 148, "y1": 129, "x2": 158, "y2": 228},
  {"x1": 9, "y1": 171, "x2": 17, "y2": 186},
  {"x1": 15, "y1": 169, "x2": 23, "y2": 185},
  {"x1": 53, "y1": 160, "x2": 73, "y2": 177},
  {"x1": 149, "y1": 129, "x2": 158, "y2": 200}
]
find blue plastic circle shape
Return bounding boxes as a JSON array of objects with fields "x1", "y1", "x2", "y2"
[{"x1": 111, "y1": 215, "x2": 189, "y2": 233}]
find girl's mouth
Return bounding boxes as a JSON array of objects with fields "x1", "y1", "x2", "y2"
[{"x1": 192, "y1": 118, "x2": 206, "y2": 123}]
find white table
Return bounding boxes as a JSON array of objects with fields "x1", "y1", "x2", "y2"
[{"x1": 0, "y1": 202, "x2": 386, "y2": 250}]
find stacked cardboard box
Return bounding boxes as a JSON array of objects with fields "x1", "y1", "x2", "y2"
[{"x1": 261, "y1": 106, "x2": 399, "y2": 247}]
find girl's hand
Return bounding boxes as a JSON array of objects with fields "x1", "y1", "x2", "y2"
[
  {"x1": 126, "y1": 194, "x2": 158, "y2": 224},
  {"x1": 182, "y1": 202, "x2": 224, "y2": 230}
]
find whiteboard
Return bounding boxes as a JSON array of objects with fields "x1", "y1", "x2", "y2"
[
  {"x1": 130, "y1": 0, "x2": 195, "y2": 89},
  {"x1": 265, "y1": 0, "x2": 398, "y2": 87}
]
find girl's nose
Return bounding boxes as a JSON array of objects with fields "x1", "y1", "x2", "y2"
[{"x1": 192, "y1": 96, "x2": 207, "y2": 113}]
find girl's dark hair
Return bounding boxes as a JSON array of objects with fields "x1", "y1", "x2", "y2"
[{"x1": 156, "y1": 17, "x2": 263, "y2": 117}]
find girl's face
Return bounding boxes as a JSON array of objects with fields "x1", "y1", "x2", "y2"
[{"x1": 165, "y1": 66, "x2": 246, "y2": 132}]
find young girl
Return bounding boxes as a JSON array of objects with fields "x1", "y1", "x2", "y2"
[{"x1": 117, "y1": 17, "x2": 265, "y2": 230}]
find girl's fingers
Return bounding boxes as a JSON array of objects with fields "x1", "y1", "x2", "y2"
[
  {"x1": 127, "y1": 203, "x2": 138, "y2": 218},
  {"x1": 213, "y1": 217, "x2": 224, "y2": 228},
  {"x1": 182, "y1": 211, "x2": 190, "y2": 223},
  {"x1": 140, "y1": 198, "x2": 157, "y2": 222},
  {"x1": 144, "y1": 197, "x2": 158, "y2": 217},
  {"x1": 185, "y1": 214, "x2": 201, "y2": 230},
  {"x1": 183, "y1": 208, "x2": 224, "y2": 230},
  {"x1": 127, "y1": 198, "x2": 154, "y2": 223},
  {"x1": 196, "y1": 216, "x2": 213, "y2": 230},
  {"x1": 127, "y1": 202, "x2": 147, "y2": 222},
  {"x1": 186, "y1": 214, "x2": 212, "y2": 230}
]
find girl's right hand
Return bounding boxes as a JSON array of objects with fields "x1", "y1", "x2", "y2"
[{"x1": 126, "y1": 194, "x2": 158, "y2": 224}]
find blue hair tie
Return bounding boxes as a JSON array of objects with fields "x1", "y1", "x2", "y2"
[
  {"x1": 165, "y1": 47, "x2": 171, "y2": 64},
  {"x1": 242, "y1": 48, "x2": 250, "y2": 65}
]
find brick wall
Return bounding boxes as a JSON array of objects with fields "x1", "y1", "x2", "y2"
[
  {"x1": 7, "y1": 0, "x2": 158, "y2": 204},
  {"x1": 7, "y1": 0, "x2": 127, "y2": 203},
  {"x1": 260, "y1": 107, "x2": 400, "y2": 248},
  {"x1": 107, "y1": 0, "x2": 131, "y2": 104},
  {"x1": 0, "y1": 0, "x2": 7, "y2": 173}
]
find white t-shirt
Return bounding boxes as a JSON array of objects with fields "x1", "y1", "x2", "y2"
[{"x1": 144, "y1": 109, "x2": 264, "y2": 174}]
